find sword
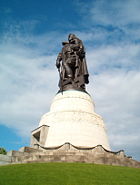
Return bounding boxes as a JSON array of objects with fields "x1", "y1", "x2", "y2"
[{"x1": 58, "y1": 67, "x2": 63, "y2": 94}]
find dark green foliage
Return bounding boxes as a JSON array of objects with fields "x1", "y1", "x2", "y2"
[
  {"x1": 0, "y1": 148, "x2": 7, "y2": 155},
  {"x1": 0, "y1": 163, "x2": 140, "y2": 185}
]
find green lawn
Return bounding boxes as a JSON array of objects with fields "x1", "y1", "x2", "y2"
[{"x1": 0, "y1": 163, "x2": 140, "y2": 185}]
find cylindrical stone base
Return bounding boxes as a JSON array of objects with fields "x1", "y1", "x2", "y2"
[{"x1": 38, "y1": 90, "x2": 110, "y2": 150}]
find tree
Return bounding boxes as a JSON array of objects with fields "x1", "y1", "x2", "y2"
[{"x1": 0, "y1": 147, "x2": 7, "y2": 155}]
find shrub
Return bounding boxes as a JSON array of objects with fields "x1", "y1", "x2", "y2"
[{"x1": 0, "y1": 147, "x2": 7, "y2": 155}]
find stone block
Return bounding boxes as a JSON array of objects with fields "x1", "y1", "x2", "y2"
[{"x1": 0, "y1": 154, "x2": 12, "y2": 164}]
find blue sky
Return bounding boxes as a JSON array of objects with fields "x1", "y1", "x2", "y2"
[{"x1": 0, "y1": 0, "x2": 140, "y2": 161}]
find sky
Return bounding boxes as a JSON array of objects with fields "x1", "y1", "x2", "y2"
[{"x1": 0, "y1": 0, "x2": 140, "y2": 161}]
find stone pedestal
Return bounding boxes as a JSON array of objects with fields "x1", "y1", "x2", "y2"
[{"x1": 31, "y1": 90, "x2": 110, "y2": 150}]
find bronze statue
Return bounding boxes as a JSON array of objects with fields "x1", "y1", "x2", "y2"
[{"x1": 56, "y1": 34, "x2": 89, "y2": 92}]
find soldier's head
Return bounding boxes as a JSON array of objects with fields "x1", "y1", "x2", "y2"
[{"x1": 68, "y1": 34, "x2": 76, "y2": 43}]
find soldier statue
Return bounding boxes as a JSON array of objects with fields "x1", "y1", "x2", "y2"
[{"x1": 56, "y1": 34, "x2": 89, "y2": 92}]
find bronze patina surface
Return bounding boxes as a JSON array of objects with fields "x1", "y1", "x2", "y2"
[{"x1": 56, "y1": 34, "x2": 89, "y2": 92}]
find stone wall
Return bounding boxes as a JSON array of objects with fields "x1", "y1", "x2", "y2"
[{"x1": 0, "y1": 154, "x2": 11, "y2": 165}]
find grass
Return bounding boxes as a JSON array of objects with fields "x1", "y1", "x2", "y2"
[{"x1": 0, "y1": 162, "x2": 140, "y2": 185}]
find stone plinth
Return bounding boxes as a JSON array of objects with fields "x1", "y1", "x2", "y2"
[
  {"x1": 8, "y1": 144, "x2": 140, "y2": 168},
  {"x1": 31, "y1": 90, "x2": 110, "y2": 150}
]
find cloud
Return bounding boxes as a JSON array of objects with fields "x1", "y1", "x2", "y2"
[
  {"x1": 75, "y1": 0, "x2": 140, "y2": 47},
  {"x1": 79, "y1": 0, "x2": 140, "y2": 26},
  {"x1": 87, "y1": 44, "x2": 140, "y2": 72},
  {"x1": 1, "y1": 29, "x2": 67, "y2": 55},
  {"x1": 0, "y1": 33, "x2": 60, "y2": 138}
]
